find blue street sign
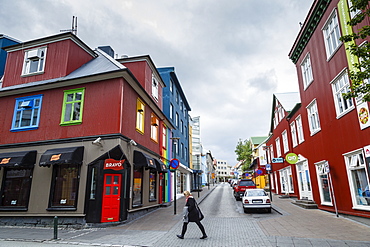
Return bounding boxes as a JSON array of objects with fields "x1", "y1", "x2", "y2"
[{"x1": 271, "y1": 158, "x2": 284, "y2": 163}]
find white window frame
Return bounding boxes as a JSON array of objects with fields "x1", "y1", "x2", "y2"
[
  {"x1": 275, "y1": 137, "x2": 281, "y2": 157},
  {"x1": 282, "y1": 130, "x2": 289, "y2": 154},
  {"x1": 306, "y1": 99, "x2": 321, "y2": 136},
  {"x1": 315, "y1": 161, "x2": 333, "y2": 206},
  {"x1": 348, "y1": 0, "x2": 361, "y2": 19},
  {"x1": 322, "y1": 9, "x2": 342, "y2": 59},
  {"x1": 152, "y1": 75, "x2": 159, "y2": 101},
  {"x1": 331, "y1": 69, "x2": 354, "y2": 118},
  {"x1": 301, "y1": 53, "x2": 314, "y2": 89},
  {"x1": 22, "y1": 47, "x2": 47, "y2": 76},
  {"x1": 290, "y1": 122, "x2": 298, "y2": 147},
  {"x1": 280, "y1": 166, "x2": 294, "y2": 193},
  {"x1": 344, "y1": 149, "x2": 370, "y2": 210},
  {"x1": 296, "y1": 115, "x2": 305, "y2": 144},
  {"x1": 170, "y1": 103, "x2": 173, "y2": 119}
]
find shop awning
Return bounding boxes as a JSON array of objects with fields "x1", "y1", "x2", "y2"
[
  {"x1": 133, "y1": 150, "x2": 156, "y2": 170},
  {"x1": 0, "y1": 150, "x2": 37, "y2": 168},
  {"x1": 39, "y1": 146, "x2": 84, "y2": 167},
  {"x1": 154, "y1": 159, "x2": 168, "y2": 173}
]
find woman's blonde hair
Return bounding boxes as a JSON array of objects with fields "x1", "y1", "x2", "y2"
[{"x1": 183, "y1": 191, "x2": 191, "y2": 197}]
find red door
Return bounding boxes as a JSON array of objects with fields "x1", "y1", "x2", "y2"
[{"x1": 101, "y1": 174, "x2": 121, "y2": 222}]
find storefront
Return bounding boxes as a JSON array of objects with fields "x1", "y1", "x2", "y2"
[{"x1": 0, "y1": 141, "x2": 168, "y2": 226}]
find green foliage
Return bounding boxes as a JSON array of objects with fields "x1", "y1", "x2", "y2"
[
  {"x1": 339, "y1": 0, "x2": 370, "y2": 102},
  {"x1": 234, "y1": 138, "x2": 252, "y2": 169}
]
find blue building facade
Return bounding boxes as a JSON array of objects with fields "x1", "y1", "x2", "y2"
[
  {"x1": 158, "y1": 67, "x2": 192, "y2": 194},
  {"x1": 0, "y1": 35, "x2": 20, "y2": 78}
]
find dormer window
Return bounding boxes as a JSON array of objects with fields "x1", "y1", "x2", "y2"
[
  {"x1": 22, "y1": 47, "x2": 47, "y2": 75},
  {"x1": 152, "y1": 75, "x2": 159, "y2": 101}
]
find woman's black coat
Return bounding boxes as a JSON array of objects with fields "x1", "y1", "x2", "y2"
[{"x1": 185, "y1": 197, "x2": 200, "y2": 222}]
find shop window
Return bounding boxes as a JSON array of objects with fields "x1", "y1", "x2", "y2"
[
  {"x1": 132, "y1": 168, "x2": 143, "y2": 207},
  {"x1": 60, "y1": 88, "x2": 85, "y2": 126},
  {"x1": 280, "y1": 167, "x2": 294, "y2": 193},
  {"x1": 149, "y1": 170, "x2": 157, "y2": 202},
  {"x1": 11, "y1": 95, "x2": 43, "y2": 132},
  {"x1": 49, "y1": 164, "x2": 80, "y2": 209},
  {"x1": 344, "y1": 149, "x2": 370, "y2": 208},
  {"x1": 0, "y1": 168, "x2": 33, "y2": 208},
  {"x1": 22, "y1": 47, "x2": 47, "y2": 75},
  {"x1": 315, "y1": 161, "x2": 332, "y2": 206},
  {"x1": 136, "y1": 99, "x2": 145, "y2": 134}
]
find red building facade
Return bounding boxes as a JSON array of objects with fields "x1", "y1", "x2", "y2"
[
  {"x1": 0, "y1": 32, "x2": 173, "y2": 225},
  {"x1": 267, "y1": 0, "x2": 370, "y2": 218}
]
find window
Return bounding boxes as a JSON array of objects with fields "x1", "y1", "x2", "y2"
[
  {"x1": 152, "y1": 76, "x2": 159, "y2": 101},
  {"x1": 22, "y1": 47, "x2": 47, "y2": 75},
  {"x1": 170, "y1": 103, "x2": 173, "y2": 119},
  {"x1": 0, "y1": 168, "x2": 33, "y2": 208},
  {"x1": 175, "y1": 112, "x2": 179, "y2": 127},
  {"x1": 150, "y1": 114, "x2": 159, "y2": 142},
  {"x1": 290, "y1": 122, "x2": 298, "y2": 147},
  {"x1": 296, "y1": 115, "x2": 305, "y2": 143},
  {"x1": 331, "y1": 70, "x2": 354, "y2": 117},
  {"x1": 176, "y1": 91, "x2": 179, "y2": 104},
  {"x1": 170, "y1": 80, "x2": 173, "y2": 93},
  {"x1": 301, "y1": 53, "x2": 313, "y2": 89},
  {"x1": 348, "y1": 0, "x2": 361, "y2": 19},
  {"x1": 132, "y1": 168, "x2": 143, "y2": 207},
  {"x1": 49, "y1": 164, "x2": 79, "y2": 209},
  {"x1": 275, "y1": 137, "x2": 281, "y2": 157},
  {"x1": 162, "y1": 126, "x2": 167, "y2": 149},
  {"x1": 282, "y1": 130, "x2": 289, "y2": 154},
  {"x1": 60, "y1": 88, "x2": 85, "y2": 126},
  {"x1": 307, "y1": 99, "x2": 321, "y2": 135},
  {"x1": 278, "y1": 105, "x2": 284, "y2": 121},
  {"x1": 315, "y1": 161, "x2": 332, "y2": 205},
  {"x1": 322, "y1": 10, "x2": 342, "y2": 58},
  {"x1": 280, "y1": 166, "x2": 294, "y2": 193},
  {"x1": 136, "y1": 98, "x2": 145, "y2": 133},
  {"x1": 344, "y1": 149, "x2": 370, "y2": 208},
  {"x1": 149, "y1": 171, "x2": 157, "y2": 201},
  {"x1": 11, "y1": 95, "x2": 43, "y2": 132},
  {"x1": 181, "y1": 120, "x2": 184, "y2": 133},
  {"x1": 270, "y1": 146, "x2": 275, "y2": 159}
]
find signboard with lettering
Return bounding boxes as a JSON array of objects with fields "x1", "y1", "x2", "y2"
[
  {"x1": 271, "y1": 158, "x2": 284, "y2": 163},
  {"x1": 104, "y1": 159, "x2": 125, "y2": 171}
]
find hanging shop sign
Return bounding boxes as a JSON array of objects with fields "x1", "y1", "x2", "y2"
[
  {"x1": 104, "y1": 159, "x2": 125, "y2": 171},
  {"x1": 271, "y1": 157, "x2": 284, "y2": 163},
  {"x1": 285, "y1": 153, "x2": 299, "y2": 164}
]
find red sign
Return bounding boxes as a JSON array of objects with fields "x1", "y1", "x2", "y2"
[
  {"x1": 104, "y1": 159, "x2": 125, "y2": 171},
  {"x1": 169, "y1": 159, "x2": 180, "y2": 169}
]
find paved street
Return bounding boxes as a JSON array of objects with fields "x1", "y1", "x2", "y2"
[{"x1": 0, "y1": 183, "x2": 370, "y2": 246}]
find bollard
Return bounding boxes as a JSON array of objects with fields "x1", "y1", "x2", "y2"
[{"x1": 54, "y1": 216, "x2": 58, "y2": 240}]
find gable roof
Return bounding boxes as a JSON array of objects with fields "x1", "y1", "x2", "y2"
[{"x1": 269, "y1": 92, "x2": 301, "y2": 133}]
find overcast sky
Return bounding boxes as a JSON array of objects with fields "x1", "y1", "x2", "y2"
[{"x1": 0, "y1": 0, "x2": 313, "y2": 165}]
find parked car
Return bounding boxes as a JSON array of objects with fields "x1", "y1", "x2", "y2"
[
  {"x1": 242, "y1": 188, "x2": 271, "y2": 213},
  {"x1": 233, "y1": 179, "x2": 256, "y2": 200}
]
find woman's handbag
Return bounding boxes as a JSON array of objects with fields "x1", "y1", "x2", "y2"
[
  {"x1": 195, "y1": 202, "x2": 204, "y2": 221},
  {"x1": 183, "y1": 206, "x2": 189, "y2": 223}
]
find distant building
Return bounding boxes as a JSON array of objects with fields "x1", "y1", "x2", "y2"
[{"x1": 216, "y1": 160, "x2": 232, "y2": 182}]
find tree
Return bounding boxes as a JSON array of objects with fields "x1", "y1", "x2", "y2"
[
  {"x1": 340, "y1": 0, "x2": 370, "y2": 101},
  {"x1": 234, "y1": 138, "x2": 252, "y2": 170}
]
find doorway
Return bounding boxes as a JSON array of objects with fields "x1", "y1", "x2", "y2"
[
  {"x1": 296, "y1": 160, "x2": 313, "y2": 200},
  {"x1": 101, "y1": 174, "x2": 121, "y2": 222}
]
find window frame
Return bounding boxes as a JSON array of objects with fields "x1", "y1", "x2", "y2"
[
  {"x1": 306, "y1": 99, "x2": 321, "y2": 136},
  {"x1": 136, "y1": 98, "x2": 145, "y2": 134},
  {"x1": 301, "y1": 52, "x2": 314, "y2": 89},
  {"x1": 132, "y1": 167, "x2": 143, "y2": 207},
  {"x1": 322, "y1": 9, "x2": 342, "y2": 59},
  {"x1": 149, "y1": 170, "x2": 157, "y2": 202},
  {"x1": 152, "y1": 75, "x2": 159, "y2": 101},
  {"x1": 60, "y1": 88, "x2": 85, "y2": 126},
  {"x1": 150, "y1": 113, "x2": 159, "y2": 142},
  {"x1": 344, "y1": 149, "x2": 370, "y2": 210},
  {"x1": 331, "y1": 69, "x2": 355, "y2": 118},
  {"x1": 290, "y1": 122, "x2": 298, "y2": 147},
  {"x1": 11, "y1": 94, "x2": 43, "y2": 132},
  {"x1": 296, "y1": 115, "x2": 305, "y2": 144},
  {"x1": 275, "y1": 137, "x2": 281, "y2": 157},
  {"x1": 315, "y1": 161, "x2": 333, "y2": 206},
  {"x1": 22, "y1": 46, "x2": 47, "y2": 76},
  {"x1": 282, "y1": 130, "x2": 289, "y2": 154}
]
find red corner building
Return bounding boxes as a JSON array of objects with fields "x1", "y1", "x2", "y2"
[{"x1": 266, "y1": 0, "x2": 370, "y2": 218}]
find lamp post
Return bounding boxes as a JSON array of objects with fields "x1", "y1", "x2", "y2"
[{"x1": 170, "y1": 137, "x2": 180, "y2": 215}]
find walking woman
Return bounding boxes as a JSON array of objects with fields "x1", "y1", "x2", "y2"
[{"x1": 177, "y1": 191, "x2": 207, "y2": 239}]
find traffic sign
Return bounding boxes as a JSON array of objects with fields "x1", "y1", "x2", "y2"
[
  {"x1": 169, "y1": 159, "x2": 180, "y2": 169},
  {"x1": 271, "y1": 158, "x2": 284, "y2": 163},
  {"x1": 266, "y1": 164, "x2": 271, "y2": 171}
]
